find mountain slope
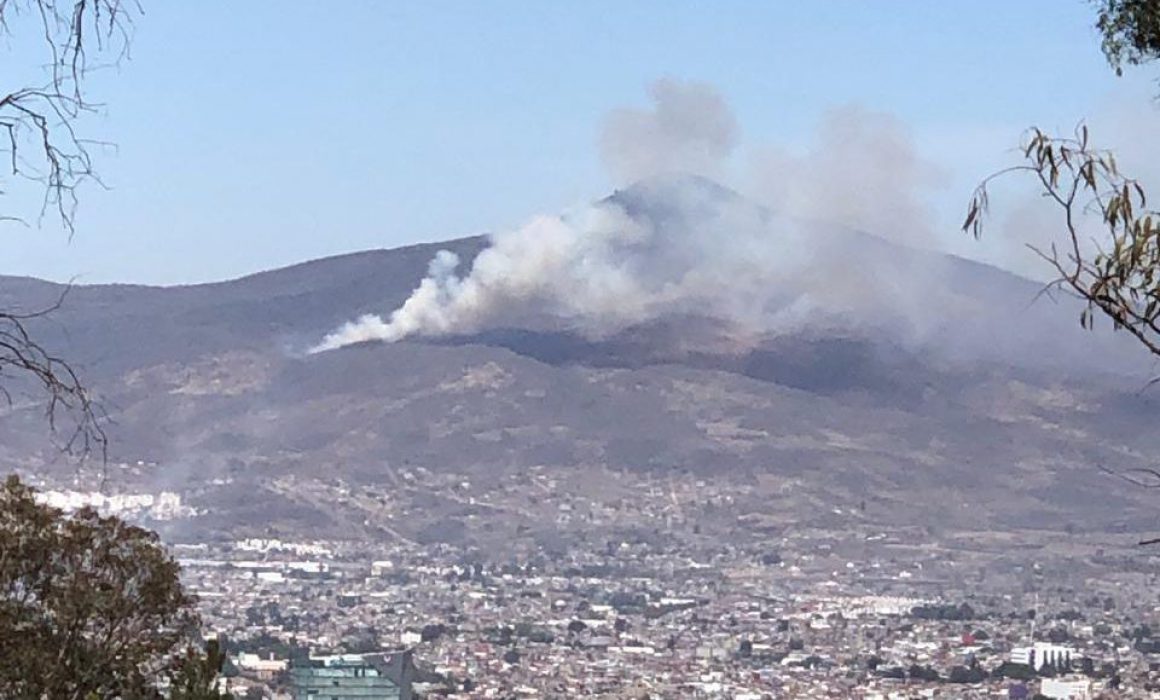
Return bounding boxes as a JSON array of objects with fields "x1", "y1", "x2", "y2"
[{"x1": 3, "y1": 179, "x2": 1159, "y2": 544}]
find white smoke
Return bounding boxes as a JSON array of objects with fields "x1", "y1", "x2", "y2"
[
  {"x1": 311, "y1": 210, "x2": 634, "y2": 352},
  {"x1": 308, "y1": 80, "x2": 1061, "y2": 356},
  {"x1": 312, "y1": 79, "x2": 761, "y2": 353},
  {"x1": 314, "y1": 250, "x2": 464, "y2": 351},
  {"x1": 312, "y1": 188, "x2": 783, "y2": 352},
  {"x1": 748, "y1": 105, "x2": 948, "y2": 250},
  {"x1": 599, "y1": 78, "x2": 738, "y2": 183}
]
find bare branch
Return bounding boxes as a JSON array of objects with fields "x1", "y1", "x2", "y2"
[
  {"x1": 0, "y1": 1, "x2": 140, "y2": 463},
  {"x1": 0, "y1": 293, "x2": 107, "y2": 460},
  {"x1": 1, "y1": 1, "x2": 137, "y2": 234}
]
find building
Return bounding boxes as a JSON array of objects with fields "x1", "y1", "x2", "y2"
[
  {"x1": 290, "y1": 651, "x2": 415, "y2": 700},
  {"x1": 1010, "y1": 643, "x2": 1073, "y2": 670},
  {"x1": 235, "y1": 652, "x2": 288, "y2": 680},
  {"x1": 1039, "y1": 677, "x2": 1093, "y2": 700}
]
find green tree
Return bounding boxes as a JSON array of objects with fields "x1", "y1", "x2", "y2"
[
  {"x1": 0, "y1": 475, "x2": 229, "y2": 698},
  {"x1": 993, "y1": 662, "x2": 1036, "y2": 681},
  {"x1": 1097, "y1": 0, "x2": 1160, "y2": 76},
  {"x1": 2, "y1": 7, "x2": 226, "y2": 695},
  {"x1": 738, "y1": 639, "x2": 753, "y2": 658},
  {"x1": 169, "y1": 639, "x2": 234, "y2": 700},
  {"x1": 947, "y1": 665, "x2": 972, "y2": 683}
]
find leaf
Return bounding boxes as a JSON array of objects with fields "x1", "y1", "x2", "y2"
[
  {"x1": 1081, "y1": 161, "x2": 1097, "y2": 190},
  {"x1": 962, "y1": 204, "x2": 978, "y2": 233}
]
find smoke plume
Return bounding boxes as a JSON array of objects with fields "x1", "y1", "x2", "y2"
[
  {"x1": 310, "y1": 78, "x2": 1145, "y2": 371},
  {"x1": 313, "y1": 207, "x2": 655, "y2": 352},
  {"x1": 313, "y1": 78, "x2": 766, "y2": 353},
  {"x1": 748, "y1": 105, "x2": 948, "y2": 250},
  {"x1": 599, "y1": 78, "x2": 738, "y2": 183}
]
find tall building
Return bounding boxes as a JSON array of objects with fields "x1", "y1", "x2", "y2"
[
  {"x1": 1010, "y1": 643, "x2": 1073, "y2": 670},
  {"x1": 290, "y1": 650, "x2": 415, "y2": 700}
]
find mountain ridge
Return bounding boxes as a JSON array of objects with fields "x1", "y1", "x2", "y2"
[{"x1": 2, "y1": 178, "x2": 1158, "y2": 546}]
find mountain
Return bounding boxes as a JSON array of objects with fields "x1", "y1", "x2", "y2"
[{"x1": 3, "y1": 177, "x2": 1160, "y2": 547}]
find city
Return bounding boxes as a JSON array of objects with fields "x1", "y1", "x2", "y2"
[{"x1": 40, "y1": 463, "x2": 1160, "y2": 699}]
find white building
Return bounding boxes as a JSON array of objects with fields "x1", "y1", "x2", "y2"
[
  {"x1": 234, "y1": 652, "x2": 288, "y2": 680},
  {"x1": 1011, "y1": 642, "x2": 1073, "y2": 669},
  {"x1": 1039, "y1": 676, "x2": 1093, "y2": 699},
  {"x1": 36, "y1": 489, "x2": 196, "y2": 520}
]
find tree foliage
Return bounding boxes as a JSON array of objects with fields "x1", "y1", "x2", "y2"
[
  {"x1": 0, "y1": 0, "x2": 141, "y2": 457},
  {"x1": 962, "y1": 2, "x2": 1160, "y2": 368},
  {"x1": 1096, "y1": 0, "x2": 1160, "y2": 76},
  {"x1": 0, "y1": 475, "x2": 228, "y2": 698},
  {"x1": 964, "y1": 125, "x2": 1160, "y2": 358},
  {"x1": 169, "y1": 639, "x2": 234, "y2": 700}
]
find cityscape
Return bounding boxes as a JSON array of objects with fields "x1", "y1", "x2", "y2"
[{"x1": 31, "y1": 463, "x2": 1160, "y2": 699}]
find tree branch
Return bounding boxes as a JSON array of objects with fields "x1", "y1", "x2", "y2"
[{"x1": 0, "y1": 1, "x2": 139, "y2": 462}]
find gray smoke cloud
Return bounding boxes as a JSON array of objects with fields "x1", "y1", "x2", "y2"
[
  {"x1": 599, "y1": 78, "x2": 739, "y2": 183},
  {"x1": 311, "y1": 175, "x2": 895, "y2": 355},
  {"x1": 748, "y1": 105, "x2": 948, "y2": 250},
  {"x1": 310, "y1": 81, "x2": 961, "y2": 353},
  {"x1": 309, "y1": 79, "x2": 1150, "y2": 375}
]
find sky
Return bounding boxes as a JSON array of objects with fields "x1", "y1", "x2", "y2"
[{"x1": 3, "y1": 0, "x2": 1159, "y2": 286}]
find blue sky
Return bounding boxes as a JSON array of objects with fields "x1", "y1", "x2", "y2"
[{"x1": 3, "y1": 1, "x2": 1156, "y2": 285}]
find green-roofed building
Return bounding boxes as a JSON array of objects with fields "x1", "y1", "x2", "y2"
[{"x1": 290, "y1": 650, "x2": 415, "y2": 700}]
